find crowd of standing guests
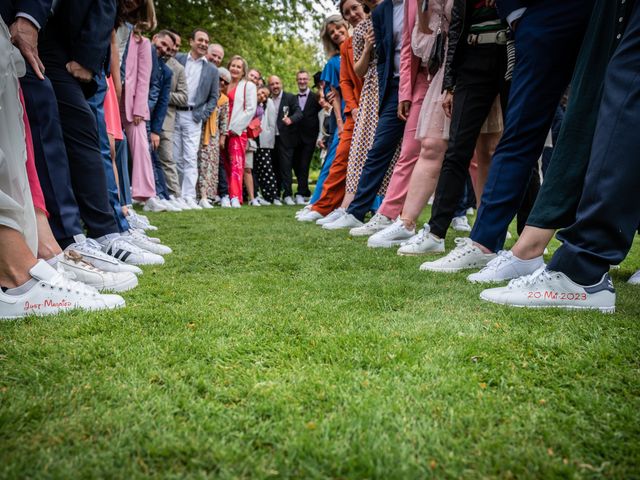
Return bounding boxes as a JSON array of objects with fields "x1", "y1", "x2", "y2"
[{"x1": 0, "y1": 0, "x2": 639, "y2": 318}]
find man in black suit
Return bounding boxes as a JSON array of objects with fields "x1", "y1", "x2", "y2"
[
  {"x1": 291, "y1": 70, "x2": 321, "y2": 205},
  {"x1": 268, "y1": 75, "x2": 303, "y2": 205}
]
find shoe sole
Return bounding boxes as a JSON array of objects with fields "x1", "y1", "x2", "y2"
[
  {"x1": 100, "y1": 275, "x2": 139, "y2": 293},
  {"x1": 368, "y1": 240, "x2": 407, "y2": 248},
  {"x1": 397, "y1": 247, "x2": 445, "y2": 257},
  {"x1": 479, "y1": 293, "x2": 615, "y2": 314},
  {"x1": 0, "y1": 300, "x2": 126, "y2": 320}
]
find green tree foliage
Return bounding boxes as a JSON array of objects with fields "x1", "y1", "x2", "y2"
[{"x1": 155, "y1": 0, "x2": 335, "y2": 90}]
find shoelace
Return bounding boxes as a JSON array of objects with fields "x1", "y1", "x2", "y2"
[
  {"x1": 105, "y1": 236, "x2": 147, "y2": 255},
  {"x1": 442, "y1": 238, "x2": 476, "y2": 262},
  {"x1": 74, "y1": 238, "x2": 119, "y2": 262},
  {"x1": 50, "y1": 265, "x2": 98, "y2": 295},
  {"x1": 481, "y1": 250, "x2": 512, "y2": 272},
  {"x1": 508, "y1": 266, "x2": 550, "y2": 289},
  {"x1": 64, "y1": 250, "x2": 102, "y2": 273},
  {"x1": 402, "y1": 228, "x2": 427, "y2": 246}
]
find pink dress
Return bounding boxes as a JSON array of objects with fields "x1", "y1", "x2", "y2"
[
  {"x1": 104, "y1": 75, "x2": 123, "y2": 141},
  {"x1": 413, "y1": 0, "x2": 503, "y2": 140},
  {"x1": 224, "y1": 86, "x2": 248, "y2": 203}
]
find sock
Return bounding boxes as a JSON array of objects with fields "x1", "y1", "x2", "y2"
[{"x1": 4, "y1": 278, "x2": 38, "y2": 296}]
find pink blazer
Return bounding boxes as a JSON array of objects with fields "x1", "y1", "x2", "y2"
[
  {"x1": 124, "y1": 34, "x2": 152, "y2": 123},
  {"x1": 399, "y1": 0, "x2": 423, "y2": 103}
]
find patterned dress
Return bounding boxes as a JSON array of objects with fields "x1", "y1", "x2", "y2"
[
  {"x1": 197, "y1": 94, "x2": 229, "y2": 200},
  {"x1": 346, "y1": 18, "x2": 400, "y2": 195}
]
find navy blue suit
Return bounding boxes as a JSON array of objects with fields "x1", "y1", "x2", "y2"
[
  {"x1": 0, "y1": 0, "x2": 51, "y2": 28},
  {"x1": 548, "y1": 1, "x2": 640, "y2": 285},
  {"x1": 149, "y1": 49, "x2": 173, "y2": 200},
  {"x1": 495, "y1": 0, "x2": 528, "y2": 21},
  {"x1": 347, "y1": 0, "x2": 405, "y2": 221},
  {"x1": 470, "y1": 0, "x2": 594, "y2": 252}
]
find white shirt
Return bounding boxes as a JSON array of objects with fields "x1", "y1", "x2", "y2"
[
  {"x1": 392, "y1": 0, "x2": 404, "y2": 78},
  {"x1": 185, "y1": 53, "x2": 206, "y2": 106},
  {"x1": 272, "y1": 91, "x2": 283, "y2": 135}
]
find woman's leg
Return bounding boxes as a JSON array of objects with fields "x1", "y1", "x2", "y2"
[
  {"x1": 400, "y1": 138, "x2": 448, "y2": 229},
  {"x1": 0, "y1": 226, "x2": 38, "y2": 289},
  {"x1": 474, "y1": 132, "x2": 500, "y2": 207},
  {"x1": 511, "y1": 225, "x2": 555, "y2": 260},
  {"x1": 35, "y1": 210, "x2": 63, "y2": 260},
  {"x1": 244, "y1": 168, "x2": 255, "y2": 202}
]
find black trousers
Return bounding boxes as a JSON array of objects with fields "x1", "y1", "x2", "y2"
[
  {"x1": 273, "y1": 137, "x2": 296, "y2": 198},
  {"x1": 428, "y1": 44, "x2": 511, "y2": 239},
  {"x1": 292, "y1": 138, "x2": 316, "y2": 197}
]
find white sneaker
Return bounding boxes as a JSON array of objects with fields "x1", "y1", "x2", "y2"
[
  {"x1": 126, "y1": 211, "x2": 157, "y2": 231},
  {"x1": 283, "y1": 196, "x2": 296, "y2": 206},
  {"x1": 173, "y1": 196, "x2": 191, "y2": 210},
  {"x1": 317, "y1": 208, "x2": 345, "y2": 225},
  {"x1": 323, "y1": 213, "x2": 363, "y2": 230},
  {"x1": 480, "y1": 268, "x2": 616, "y2": 313},
  {"x1": 295, "y1": 205, "x2": 312, "y2": 218},
  {"x1": 257, "y1": 196, "x2": 271, "y2": 206},
  {"x1": 628, "y1": 269, "x2": 640, "y2": 285},
  {"x1": 349, "y1": 213, "x2": 393, "y2": 237},
  {"x1": 0, "y1": 260, "x2": 125, "y2": 319},
  {"x1": 220, "y1": 195, "x2": 231, "y2": 208},
  {"x1": 272, "y1": 198, "x2": 283, "y2": 206},
  {"x1": 451, "y1": 215, "x2": 472, "y2": 232},
  {"x1": 367, "y1": 219, "x2": 415, "y2": 248},
  {"x1": 295, "y1": 194, "x2": 307, "y2": 205},
  {"x1": 298, "y1": 210, "x2": 323, "y2": 222},
  {"x1": 249, "y1": 198, "x2": 261, "y2": 207},
  {"x1": 164, "y1": 198, "x2": 183, "y2": 212},
  {"x1": 467, "y1": 251, "x2": 544, "y2": 283},
  {"x1": 98, "y1": 235, "x2": 165, "y2": 266},
  {"x1": 126, "y1": 230, "x2": 172, "y2": 255},
  {"x1": 57, "y1": 251, "x2": 138, "y2": 292},
  {"x1": 419, "y1": 237, "x2": 496, "y2": 273},
  {"x1": 466, "y1": 208, "x2": 475, "y2": 216},
  {"x1": 199, "y1": 198, "x2": 214, "y2": 209},
  {"x1": 230, "y1": 197, "x2": 241, "y2": 208},
  {"x1": 184, "y1": 197, "x2": 203, "y2": 210},
  {"x1": 396, "y1": 226, "x2": 444, "y2": 256},
  {"x1": 67, "y1": 235, "x2": 142, "y2": 275},
  {"x1": 143, "y1": 197, "x2": 167, "y2": 213}
]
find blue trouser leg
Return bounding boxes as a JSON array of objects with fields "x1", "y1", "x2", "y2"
[
  {"x1": 115, "y1": 137, "x2": 133, "y2": 206},
  {"x1": 151, "y1": 149, "x2": 170, "y2": 200},
  {"x1": 309, "y1": 130, "x2": 338, "y2": 205},
  {"x1": 347, "y1": 82, "x2": 404, "y2": 221},
  {"x1": 20, "y1": 67, "x2": 83, "y2": 246},
  {"x1": 87, "y1": 72, "x2": 129, "y2": 232},
  {"x1": 548, "y1": 2, "x2": 640, "y2": 285},
  {"x1": 470, "y1": 0, "x2": 593, "y2": 252}
]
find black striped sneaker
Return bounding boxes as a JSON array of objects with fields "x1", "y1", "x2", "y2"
[{"x1": 98, "y1": 236, "x2": 164, "y2": 266}]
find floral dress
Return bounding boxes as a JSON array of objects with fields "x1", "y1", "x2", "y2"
[
  {"x1": 346, "y1": 18, "x2": 399, "y2": 195},
  {"x1": 197, "y1": 94, "x2": 229, "y2": 200}
]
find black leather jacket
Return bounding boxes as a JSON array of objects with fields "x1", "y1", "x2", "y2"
[{"x1": 443, "y1": 0, "x2": 468, "y2": 92}]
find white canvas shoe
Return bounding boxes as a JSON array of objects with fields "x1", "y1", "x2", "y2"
[
  {"x1": 220, "y1": 195, "x2": 231, "y2": 208},
  {"x1": 283, "y1": 196, "x2": 296, "y2": 206},
  {"x1": 396, "y1": 226, "x2": 444, "y2": 256},
  {"x1": 257, "y1": 196, "x2": 271, "y2": 206},
  {"x1": 451, "y1": 215, "x2": 472, "y2": 232},
  {"x1": 126, "y1": 230, "x2": 172, "y2": 255},
  {"x1": 0, "y1": 260, "x2": 125, "y2": 320},
  {"x1": 158, "y1": 198, "x2": 180, "y2": 212},
  {"x1": 143, "y1": 197, "x2": 167, "y2": 213},
  {"x1": 480, "y1": 268, "x2": 616, "y2": 313},
  {"x1": 317, "y1": 208, "x2": 345, "y2": 225},
  {"x1": 298, "y1": 210, "x2": 323, "y2": 222},
  {"x1": 57, "y1": 251, "x2": 138, "y2": 292},
  {"x1": 98, "y1": 235, "x2": 165, "y2": 266},
  {"x1": 349, "y1": 213, "x2": 393, "y2": 237},
  {"x1": 467, "y1": 251, "x2": 544, "y2": 283},
  {"x1": 628, "y1": 269, "x2": 640, "y2": 285},
  {"x1": 184, "y1": 197, "x2": 203, "y2": 210},
  {"x1": 66, "y1": 235, "x2": 142, "y2": 275},
  {"x1": 323, "y1": 213, "x2": 363, "y2": 230},
  {"x1": 198, "y1": 198, "x2": 214, "y2": 209},
  {"x1": 295, "y1": 205, "x2": 312, "y2": 218},
  {"x1": 419, "y1": 237, "x2": 496, "y2": 273},
  {"x1": 367, "y1": 219, "x2": 415, "y2": 248},
  {"x1": 230, "y1": 197, "x2": 241, "y2": 208},
  {"x1": 466, "y1": 208, "x2": 475, "y2": 216},
  {"x1": 126, "y1": 211, "x2": 157, "y2": 231},
  {"x1": 272, "y1": 198, "x2": 283, "y2": 206},
  {"x1": 173, "y1": 197, "x2": 191, "y2": 210},
  {"x1": 249, "y1": 198, "x2": 261, "y2": 207},
  {"x1": 295, "y1": 194, "x2": 307, "y2": 205}
]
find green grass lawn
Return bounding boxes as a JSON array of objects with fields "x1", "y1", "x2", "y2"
[{"x1": 1, "y1": 206, "x2": 639, "y2": 479}]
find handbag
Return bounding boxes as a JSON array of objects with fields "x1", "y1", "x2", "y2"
[
  {"x1": 246, "y1": 116, "x2": 262, "y2": 139},
  {"x1": 427, "y1": 0, "x2": 446, "y2": 77}
]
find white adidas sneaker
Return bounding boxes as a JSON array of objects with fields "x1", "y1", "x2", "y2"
[
  {"x1": 367, "y1": 219, "x2": 415, "y2": 248},
  {"x1": 0, "y1": 260, "x2": 125, "y2": 319},
  {"x1": 419, "y1": 237, "x2": 496, "y2": 273},
  {"x1": 126, "y1": 230, "x2": 173, "y2": 255},
  {"x1": 57, "y1": 251, "x2": 138, "y2": 292},
  {"x1": 67, "y1": 235, "x2": 142, "y2": 275},
  {"x1": 467, "y1": 250, "x2": 544, "y2": 283},
  {"x1": 349, "y1": 213, "x2": 393, "y2": 237},
  {"x1": 480, "y1": 268, "x2": 616, "y2": 313},
  {"x1": 98, "y1": 235, "x2": 165, "y2": 266}
]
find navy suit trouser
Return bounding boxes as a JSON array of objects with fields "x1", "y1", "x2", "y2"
[
  {"x1": 548, "y1": 1, "x2": 640, "y2": 285},
  {"x1": 470, "y1": 0, "x2": 593, "y2": 252},
  {"x1": 87, "y1": 72, "x2": 129, "y2": 232},
  {"x1": 347, "y1": 78, "x2": 404, "y2": 222}
]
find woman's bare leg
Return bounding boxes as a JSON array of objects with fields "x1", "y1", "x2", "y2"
[
  {"x1": 511, "y1": 225, "x2": 555, "y2": 260},
  {"x1": 340, "y1": 192, "x2": 355, "y2": 210},
  {"x1": 244, "y1": 168, "x2": 255, "y2": 202},
  {"x1": 35, "y1": 210, "x2": 62, "y2": 260},
  {"x1": 0, "y1": 226, "x2": 38, "y2": 288}
]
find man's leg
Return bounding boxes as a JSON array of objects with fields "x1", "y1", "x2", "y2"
[
  {"x1": 548, "y1": 3, "x2": 640, "y2": 285},
  {"x1": 180, "y1": 116, "x2": 202, "y2": 201},
  {"x1": 115, "y1": 136, "x2": 133, "y2": 206},
  {"x1": 158, "y1": 128, "x2": 181, "y2": 197},
  {"x1": 277, "y1": 143, "x2": 295, "y2": 199},
  {"x1": 347, "y1": 83, "x2": 405, "y2": 222},
  {"x1": 378, "y1": 71, "x2": 429, "y2": 220},
  {"x1": 470, "y1": 0, "x2": 593, "y2": 252},
  {"x1": 294, "y1": 139, "x2": 316, "y2": 198}
]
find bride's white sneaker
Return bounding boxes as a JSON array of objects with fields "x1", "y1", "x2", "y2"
[
  {"x1": 480, "y1": 268, "x2": 616, "y2": 313},
  {"x1": 367, "y1": 219, "x2": 415, "y2": 248},
  {"x1": 467, "y1": 250, "x2": 544, "y2": 283},
  {"x1": 419, "y1": 237, "x2": 496, "y2": 273}
]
